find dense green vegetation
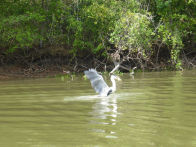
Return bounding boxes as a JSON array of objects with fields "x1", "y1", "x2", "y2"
[{"x1": 0, "y1": 0, "x2": 195, "y2": 70}]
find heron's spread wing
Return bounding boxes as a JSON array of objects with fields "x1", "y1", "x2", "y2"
[{"x1": 84, "y1": 69, "x2": 109, "y2": 95}]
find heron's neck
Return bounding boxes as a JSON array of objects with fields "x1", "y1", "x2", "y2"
[
  {"x1": 130, "y1": 67, "x2": 136, "y2": 75},
  {"x1": 111, "y1": 76, "x2": 116, "y2": 92}
]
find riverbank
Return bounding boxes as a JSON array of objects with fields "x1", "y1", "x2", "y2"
[
  {"x1": 0, "y1": 58, "x2": 195, "y2": 80},
  {"x1": 1, "y1": 51, "x2": 196, "y2": 80},
  {"x1": 0, "y1": 64, "x2": 73, "y2": 80}
]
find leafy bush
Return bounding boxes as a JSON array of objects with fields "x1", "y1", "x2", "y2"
[
  {"x1": 110, "y1": 11, "x2": 154, "y2": 53},
  {"x1": 0, "y1": 12, "x2": 44, "y2": 53},
  {"x1": 0, "y1": 0, "x2": 195, "y2": 69}
]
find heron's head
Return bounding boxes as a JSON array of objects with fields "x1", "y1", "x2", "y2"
[
  {"x1": 133, "y1": 66, "x2": 137, "y2": 70},
  {"x1": 111, "y1": 74, "x2": 121, "y2": 81}
]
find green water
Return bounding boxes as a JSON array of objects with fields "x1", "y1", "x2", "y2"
[{"x1": 0, "y1": 70, "x2": 196, "y2": 147}]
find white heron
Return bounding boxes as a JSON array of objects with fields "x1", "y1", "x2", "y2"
[
  {"x1": 84, "y1": 69, "x2": 121, "y2": 96},
  {"x1": 130, "y1": 67, "x2": 137, "y2": 75}
]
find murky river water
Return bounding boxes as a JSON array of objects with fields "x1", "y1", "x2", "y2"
[{"x1": 0, "y1": 70, "x2": 196, "y2": 147}]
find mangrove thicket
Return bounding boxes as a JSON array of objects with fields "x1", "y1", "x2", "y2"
[{"x1": 0, "y1": 0, "x2": 196, "y2": 71}]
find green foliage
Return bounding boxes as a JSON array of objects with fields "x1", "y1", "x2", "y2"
[
  {"x1": 0, "y1": 12, "x2": 44, "y2": 52},
  {"x1": 113, "y1": 70, "x2": 123, "y2": 76},
  {"x1": 67, "y1": 1, "x2": 115, "y2": 56},
  {"x1": 110, "y1": 11, "x2": 153, "y2": 52},
  {"x1": 154, "y1": 0, "x2": 196, "y2": 68},
  {"x1": 83, "y1": 75, "x2": 87, "y2": 80},
  {"x1": 0, "y1": 0, "x2": 195, "y2": 69}
]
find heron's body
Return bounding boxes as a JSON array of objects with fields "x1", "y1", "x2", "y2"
[{"x1": 84, "y1": 69, "x2": 120, "y2": 96}]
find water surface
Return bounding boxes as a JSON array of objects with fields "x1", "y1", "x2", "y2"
[{"x1": 0, "y1": 70, "x2": 196, "y2": 147}]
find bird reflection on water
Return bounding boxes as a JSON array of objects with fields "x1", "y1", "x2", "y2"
[
  {"x1": 89, "y1": 95, "x2": 118, "y2": 138},
  {"x1": 63, "y1": 94, "x2": 119, "y2": 138}
]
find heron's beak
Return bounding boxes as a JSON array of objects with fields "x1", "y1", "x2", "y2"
[{"x1": 116, "y1": 76, "x2": 121, "y2": 81}]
